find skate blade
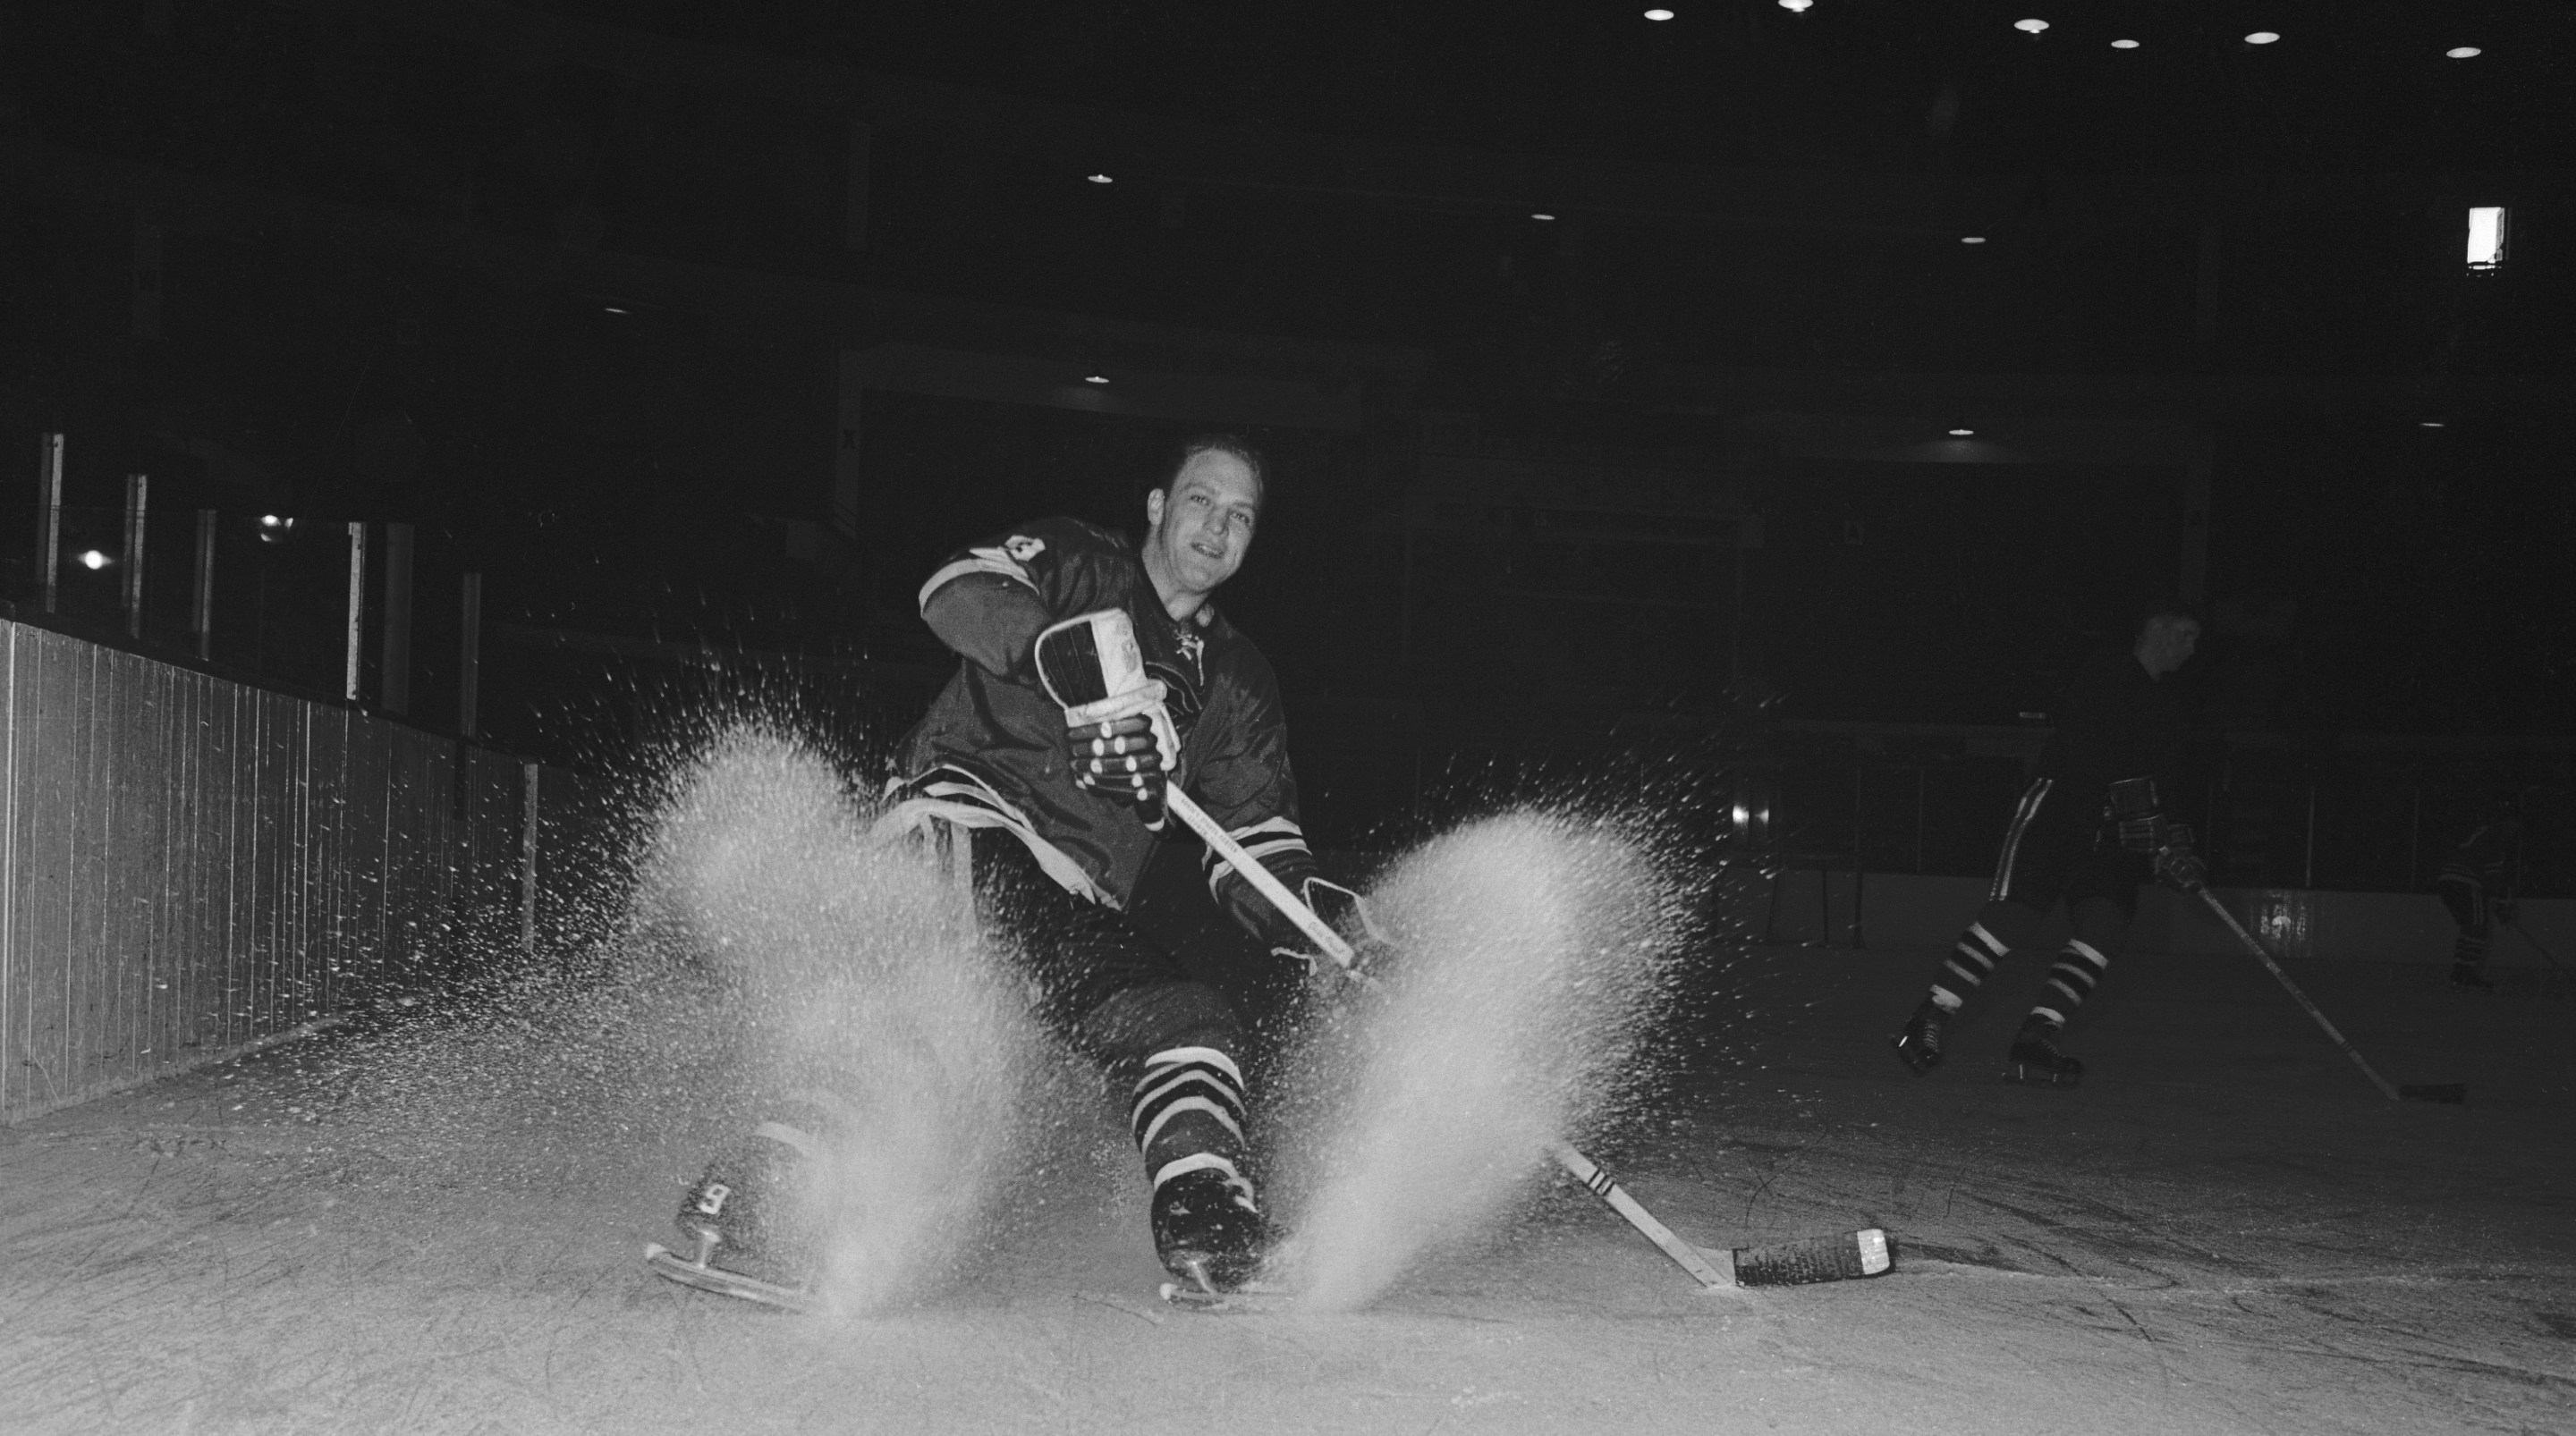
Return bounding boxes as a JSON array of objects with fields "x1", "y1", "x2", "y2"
[
  {"x1": 1889, "y1": 1035, "x2": 1939, "y2": 1077},
  {"x1": 643, "y1": 1243, "x2": 815, "y2": 1313},
  {"x1": 1157, "y1": 1278, "x2": 1294, "y2": 1314},
  {"x1": 1999, "y1": 1064, "x2": 2081, "y2": 1088}
]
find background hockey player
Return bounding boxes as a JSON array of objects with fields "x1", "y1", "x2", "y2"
[
  {"x1": 1888, "y1": 599, "x2": 2205, "y2": 1086},
  {"x1": 721, "y1": 431, "x2": 1351, "y2": 1298},
  {"x1": 2436, "y1": 802, "x2": 2521, "y2": 991}
]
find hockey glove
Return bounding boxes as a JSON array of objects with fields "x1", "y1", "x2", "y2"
[
  {"x1": 2152, "y1": 828, "x2": 2207, "y2": 893},
  {"x1": 2108, "y1": 776, "x2": 2168, "y2": 853},
  {"x1": 1063, "y1": 686, "x2": 1177, "y2": 831}
]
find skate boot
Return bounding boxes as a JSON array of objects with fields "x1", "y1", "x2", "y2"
[
  {"x1": 1889, "y1": 998, "x2": 1948, "y2": 1077},
  {"x1": 1150, "y1": 1161, "x2": 1267, "y2": 1295},
  {"x1": 646, "y1": 1096, "x2": 838, "y2": 1309},
  {"x1": 2002, "y1": 1017, "x2": 2083, "y2": 1087}
]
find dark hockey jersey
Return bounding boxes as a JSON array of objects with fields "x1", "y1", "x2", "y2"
[
  {"x1": 2036, "y1": 649, "x2": 2186, "y2": 810},
  {"x1": 892, "y1": 516, "x2": 1308, "y2": 911}
]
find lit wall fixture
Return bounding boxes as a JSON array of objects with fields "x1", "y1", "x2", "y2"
[
  {"x1": 1530, "y1": 212, "x2": 1556, "y2": 221},
  {"x1": 2466, "y1": 207, "x2": 2509, "y2": 273},
  {"x1": 1084, "y1": 375, "x2": 1111, "y2": 384},
  {"x1": 2446, "y1": 46, "x2": 2481, "y2": 60},
  {"x1": 2110, "y1": 38, "x2": 2140, "y2": 50},
  {"x1": 1961, "y1": 236, "x2": 1987, "y2": 245},
  {"x1": 1949, "y1": 428, "x2": 1975, "y2": 436},
  {"x1": 1777, "y1": 0, "x2": 1811, "y2": 12},
  {"x1": 1087, "y1": 173, "x2": 1114, "y2": 184},
  {"x1": 2244, "y1": 31, "x2": 2280, "y2": 46},
  {"x1": 1643, "y1": 8, "x2": 1675, "y2": 20},
  {"x1": 2013, "y1": 19, "x2": 2048, "y2": 35}
]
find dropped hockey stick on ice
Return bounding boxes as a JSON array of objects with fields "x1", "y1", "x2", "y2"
[
  {"x1": 643, "y1": 1236, "x2": 816, "y2": 1313},
  {"x1": 1549, "y1": 1143, "x2": 1893, "y2": 1288},
  {"x1": 2194, "y1": 888, "x2": 2465, "y2": 1104}
]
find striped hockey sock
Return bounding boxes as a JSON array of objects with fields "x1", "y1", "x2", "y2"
[
  {"x1": 1131, "y1": 1046, "x2": 1256, "y2": 1204},
  {"x1": 2452, "y1": 932, "x2": 2490, "y2": 967},
  {"x1": 1931, "y1": 922, "x2": 2012, "y2": 1012},
  {"x1": 2029, "y1": 939, "x2": 2111, "y2": 1029}
]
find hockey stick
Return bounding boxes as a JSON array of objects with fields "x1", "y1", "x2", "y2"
[
  {"x1": 1549, "y1": 1143, "x2": 1893, "y2": 1288},
  {"x1": 2194, "y1": 888, "x2": 2465, "y2": 1104},
  {"x1": 2499, "y1": 917, "x2": 2566, "y2": 973}
]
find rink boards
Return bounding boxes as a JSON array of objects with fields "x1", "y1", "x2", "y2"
[{"x1": 0, "y1": 618, "x2": 605, "y2": 1124}]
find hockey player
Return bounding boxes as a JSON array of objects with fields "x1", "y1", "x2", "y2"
[
  {"x1": 1888, "y1": 600, "x2": 2205, "y2": 1087},
  {"x1": 671, "y1": 434, "x2": 1358, "y2": 1301},
  {"x1": 2436, "y1": 804, "x2": 2521, "y2": 991}
]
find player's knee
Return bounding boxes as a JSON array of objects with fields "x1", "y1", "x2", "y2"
[
  {"x1": 1974, "y1": 900, "x2": 2046, "y2": 948},
  {"x1": 1076, "y1": 981, "x2": 1242, "y2": 1070}
]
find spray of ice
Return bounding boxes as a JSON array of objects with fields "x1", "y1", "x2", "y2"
[
  {"x1": 642, "y1": 730, "x2": 1041, "y2": 1316},
  {"x1": 1276, "y1": 809, "x2": 1686, "y2": 1313}
]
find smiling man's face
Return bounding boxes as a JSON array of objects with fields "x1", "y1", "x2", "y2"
[{"x1": 1143, "y1": 449, "x2": 1262, "y2": 610}]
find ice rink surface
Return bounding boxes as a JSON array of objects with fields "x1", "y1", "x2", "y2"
[{"x1": 5, "y1": 940, "x2": 2571, "y2": 1435}]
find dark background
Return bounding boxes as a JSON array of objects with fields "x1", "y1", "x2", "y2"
[{"x1": 2, "y1": 1, "x2": 2569, "y2": 889}]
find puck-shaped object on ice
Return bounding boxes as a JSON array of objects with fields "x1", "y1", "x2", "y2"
[{"x1": 1730, "y1": 1228, "x2": 1894, "y2": 1287}]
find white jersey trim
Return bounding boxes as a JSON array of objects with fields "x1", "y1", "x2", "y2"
[
  {"x1": 915, "y1": 546, "x2": 1042, "y2": 614},
  {"x1": 877, "y1": 765, "x2": 1112, "y2": 908}
]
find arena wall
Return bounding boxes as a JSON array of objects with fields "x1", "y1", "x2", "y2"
[{"x1": 0, "y1": 619, "x2": 612, "y2": 1124}]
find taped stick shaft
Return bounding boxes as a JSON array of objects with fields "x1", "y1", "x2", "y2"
[
  {"x1": 1165, "y1": 789, "x2": 1356, "y2": 969},
  {"x1": 2196, "y1": 889, "x2": 2403, "y2": 1102},
  {"x1": 1548, "y1": 1143, "x2": 1731, "y2": 1288}
]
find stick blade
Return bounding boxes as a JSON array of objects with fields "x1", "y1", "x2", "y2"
[
  {"x1": 1728, "y1": 1228, "x2": 1894, "y2": 1287},
  {"x1": 2398, "y1": 1083, "x2": 2467, "y2": 1104}
]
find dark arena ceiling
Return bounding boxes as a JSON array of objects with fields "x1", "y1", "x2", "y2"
[{"x1": 560, "y1": 0, "x2": 2569, "y2": 175}]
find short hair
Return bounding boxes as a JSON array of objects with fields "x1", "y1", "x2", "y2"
[
  {"x1": 1159, "y1": 432, "x2": 1269, "y2": 503},
  {"x1": 2134, "y1": 596, "x2": 2201, "y2": 639}
]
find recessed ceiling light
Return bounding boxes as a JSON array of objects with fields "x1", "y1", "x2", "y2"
[
  {"x1": 2013, "y1": 18, "x2": 2048, "y2": 35},
  {"x1": 1084, "y1": 375, "x2": 1110, "y2": 384},
  {"x1": 1643, "y1": 8, "x2": 1675, "y2": 20},
  {"x1": 1087, "y1": 173, "x2": 1114, "y2": 184},
  {"x1": 2446, "y1": 46, "x2": 2482, "y2": 60},
  {"x1": 1530, "y1": 212, "x2": 1556, "y2": 221},
  {"x1": 1949, "y1": 428, "x2": 1976, "y2": 436},
  {"x1": 2419, "y1": 420, "x2": 2446, "y2": 428},
  {"x1": 2245, "y1": 31, "x2": 2280, "y2": 46},
  {"x1": 2110, "y1": 38, "x2": 2140, "y2": 50},
  {"x1": 1777, "y1": 0, "x2": 1811, "y2": 12},
  {"x1": 1961, "y1": 236, "x2": 1987, "y2": 245},
  {"x1": 602, "y1": 305, "x2": 629, "y2": 315}
]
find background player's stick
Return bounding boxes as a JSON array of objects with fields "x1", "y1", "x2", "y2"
[
  {"x1": 1549, "y1": 1143, "x2": 1894, "y2": 1288},
  {"x1": 2194, "y1": 888, "x2": 2465, "y2": 1103},
  {"x1": 2500, "y1": 917, "x2": 2565, "y2": 973}
]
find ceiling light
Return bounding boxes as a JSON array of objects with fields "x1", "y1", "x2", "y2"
[
  {"x1": 2446, "y1": 46, "x2": 2481, "y2": 60},
  {"x1": 1949, "y1": 428, "x2": 1975, "y2": 436},
  {"x1": 80, "y1": 550, "x2": 109, "y2": 570},
  {"x1": 2013, "y1": 19, "x2": 2048, "y2": 35},
  {"x1": 1084, "y1": 375, "x2": 1110, "y2": 384},
  {"x1": 2244, "y1": 31, "x2": 2280, "y2": 46},
  {"x1": 1643, "y1": 7, "x2": 1675, "y2": 19},
  {"x1": 2468, "y1": 206, "x2": 2509, "y2": 271},
  {"x1": 602, "y1": 305, "x2": 629, "y2": 315},
  {"x1": 1531, "y1": 212, "x2": 1556, "y2": 221},
  {"x1": 2110, "y1": 38, "x2": 2140, "y2": 50},
  {"x1": 1961, "y1": 235, "x2": 1987, "y2": 245},
  {"x1": 1777, "y1": 0, "x2": 1811, "y2": 12},
  {"x1": 1087, "y1": 173, "x2": 1114, "y2": 184},
  {"x1": 2419, "y1": 421, "x2": 2446, "y2": 428}
]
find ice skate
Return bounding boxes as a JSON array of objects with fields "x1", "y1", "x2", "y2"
[
  {"x1": 2001, "y1": 1018, "x2": 2083, "y2": 1087},
  {"x1": 1889, "y1": 998, "x2": 1947, "y2": 1077},
  {"x1": 1150, "y1": 1163, "x2": 1268, "y2": 1298},
  {"x1": 644, "y1": 1100, "x2": 835, "y2": 1311},
  {"x1": 2451, "y1": 963, "x2": 2496, "y2": 992}
]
